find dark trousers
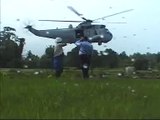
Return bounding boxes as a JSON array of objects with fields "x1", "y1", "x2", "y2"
[
  {"x1": 80, "y1": 54, "x2": 91, "y2": 79},
  {"x1": 53, "y1": 54, "x2": 64, "y2": 77}
]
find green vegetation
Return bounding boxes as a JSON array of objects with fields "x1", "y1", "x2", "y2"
[
  {"x1": 0, "y1": 27, "x2": 25, "y2": 68},
  {"x1": 1, "y1": 26, "x2": 160, "y2": 119},
  {"x1": 0, "y1": 69, "x2": 160, "y2": 119},
  {"x1": 1, "y1": 26, "x2": 160, "y2": 70}
]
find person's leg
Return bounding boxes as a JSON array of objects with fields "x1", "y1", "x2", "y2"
[
  {"x1": 58, "y1": 54, "x2": 64, "y2": 77},
  {"x1": 80, "y1": 55, "x2": 89, "y2": 79},
  {"x1": 54, "y1": 55, "x2": 63, "y2": 78},
  {"x1": 82, "y1": 65, "x2": 89, "y2": 78}
]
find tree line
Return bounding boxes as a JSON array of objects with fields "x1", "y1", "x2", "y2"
[{"x1": 1, "y1": 27, "x2": 160, "y2": 70}]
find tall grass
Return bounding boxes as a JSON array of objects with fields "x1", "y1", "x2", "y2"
[{"x1": 0, "y1": 70, "x2": 160, "y2": 119}]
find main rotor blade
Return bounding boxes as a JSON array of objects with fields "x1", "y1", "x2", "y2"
[
  {"x1": 39, "y1": 20, "x2": 83, "y2": 22},
  {"x1": 106, "y1": 22, "x2": 127, "y2": 24},
  {"x1": 94, "y1": 9, "x2": 134, "y2": 21},
  {"x1": 67, "y1": 6, "x2": 83, "y2": 16},
  {"x1": 67, "y1": 6, "x2": 88, "y2": 21}
]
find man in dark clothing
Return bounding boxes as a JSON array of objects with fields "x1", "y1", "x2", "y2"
[{"x1": 75, "y1": 36, "x2": 93, "y2": 79}]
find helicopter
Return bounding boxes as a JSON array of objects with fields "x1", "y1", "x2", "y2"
[{"x1": 25, "y1": 6, "x2": 133, "y2": 45}]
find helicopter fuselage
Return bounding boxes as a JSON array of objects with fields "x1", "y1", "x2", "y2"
[
  {"x1": 26, "y1": 24, "x2": 112, "y2": 45},
  {"x1": 24, "y1": 6, "x2": 134, "y2": 45}
]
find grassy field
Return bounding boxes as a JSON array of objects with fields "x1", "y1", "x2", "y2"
[{"x1": 0, "y1": 69, "x2": 160, "y2": 119}]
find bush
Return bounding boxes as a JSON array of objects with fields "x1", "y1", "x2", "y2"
[{"x1": 134, "y1": 58, "x2": 149, "y2": 70}]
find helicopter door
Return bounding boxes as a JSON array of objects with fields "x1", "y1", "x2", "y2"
[{"x1": 75, "y1": 29, "x2": 84, "y2": 38}]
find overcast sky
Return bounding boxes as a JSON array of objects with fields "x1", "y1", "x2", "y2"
[{"x1": 1, "y1": 0, "x2": 160, "y2": 56}]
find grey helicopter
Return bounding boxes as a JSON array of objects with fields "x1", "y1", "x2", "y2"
[{"x1": 25, "y1": 6, "x2": 133, "y2": 45}]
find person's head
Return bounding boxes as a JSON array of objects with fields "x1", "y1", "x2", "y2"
[
  {"x1": 55, "y1": 37, "x2": 62, "y2": 43},
  {"x1": 80, "y1": 36, "x2": 88, "y2": 41},
  {"x1": 84, "y1": 36, "x2": 88, "y2": 40},
  {"x1": 80, "y1": 35, "x2": 84, "y2": 40}
]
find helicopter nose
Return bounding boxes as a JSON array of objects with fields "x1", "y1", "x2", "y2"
[{"x1": 105, "y1": 32, "x2": 113, "y2": 42}]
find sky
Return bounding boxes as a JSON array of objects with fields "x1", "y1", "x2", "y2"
[{"x1": 1, "y1": 0, "x2": 160, "y2": 56}]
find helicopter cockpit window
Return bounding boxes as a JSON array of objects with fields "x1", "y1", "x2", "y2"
[{"x1": 105, "y1": 29, "x2": 109, "y2": 32}]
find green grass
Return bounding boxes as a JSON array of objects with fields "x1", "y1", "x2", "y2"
[{"x1": 0, "y1": 69, "x2": 160, "y2": 119}]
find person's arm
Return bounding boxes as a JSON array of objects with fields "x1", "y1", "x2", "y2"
[
  {"x1": 57, "y1": 43, "x2": 67, "y2": 47},
  {"x1": 75, "y1": 40, "x2": 81, "y2": 46}
]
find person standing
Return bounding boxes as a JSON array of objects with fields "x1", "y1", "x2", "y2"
[
  {"x1": 53, "y1": 37, "x2": 66, "y2": 77},
  {"x1": 75, "y1": 36, "x2": 93, "y2": 79}
]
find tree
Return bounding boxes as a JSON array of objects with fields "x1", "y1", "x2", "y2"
[
  {"x1": 103, "y1": 48, "x2": 119, "y2": 68},
  {"x1": 23, "y1": 50, "x2": 40, "y2": 68},
  {"x1": 64, "y1": 47, "x2": 79, "y2": 67},
  {"x1": 134, "y1": 58, "x2": 149, "y2": 70},
  {"x1": 118, "y1": 51, "x2": 130, "y2": 67},
  {"x1": 157, "y1": 52, "x2": 160, "y2": 63},
  {"x1": 91, "y1": 50, "x2": 102, "y2": 68},
  {"x1": 39, "y1": 46, "x2": 54, "y2": 68},
  {"x1": 0, "y1": 27, "x2": 25, "y2": 68},
  {"x1": 119, "y1": 51, "x2": 128, "y2": 59}
]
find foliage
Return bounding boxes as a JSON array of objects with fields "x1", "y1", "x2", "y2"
[
  {"x1": 64, "y1": 47, "x2": 79, "y2": 67},
  {"x1": 1, "y1": 70, "x2": 160, "y2": 119},
  {"x1": 103, "y1": 48, "x2": 119, "y2": 68},
  {"x1": 39, "y1": 55, "x2": 53, "y2": 68},
  {"x1": 157, "y1": 52, "x2": 160, "y2": 63},
  {"x1": 23, "y1": 51, "x2": 40, "y2": 68},
  {"x1": 134, "y1": 58, "x2": 149, "y2": 70},
  {"x1": 39, "y1": 46, "x2": 54, "y2": 68},
  {"x1": 90, "y1": 50, "x2": 101, "y2": 68},
  {"x1": 157, "y1": 63, "x2": 160, "y2": 70},
  {"x1": 131, "y1": 52, "x2": 159, "y2": 70},
  {"x1": 0, "y1": 27, "x2": 25, "y2": 68},
  {"x1": 118, "y1": 51, "x2": 130, "y2": 67},
  {"x1": 0, "y1": 27, "x2": 159, "y2": 70}
]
